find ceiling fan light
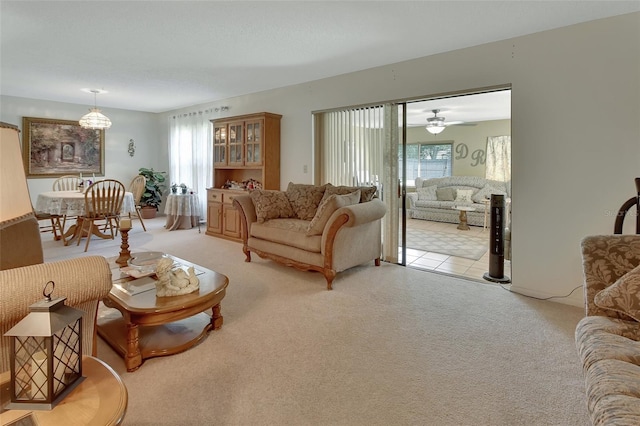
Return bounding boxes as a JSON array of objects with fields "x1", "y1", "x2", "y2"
[
  {"x1": 79, "y1": 108, "x2": 112, "y2": 129},
  {"x1": 425, "y1": 124, "x2": 446, "y2": 135},
  {"x1": 426, "y1": 115, "x2": 446, "y2": 135}
]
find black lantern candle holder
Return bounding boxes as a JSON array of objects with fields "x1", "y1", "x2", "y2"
[{"x1": 4, "y1": 281, "x2": 84, "y2": 410}]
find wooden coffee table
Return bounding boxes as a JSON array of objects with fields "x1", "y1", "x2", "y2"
[{"x1": 97, "y1": 254, "x2": 228, "y2": 372}]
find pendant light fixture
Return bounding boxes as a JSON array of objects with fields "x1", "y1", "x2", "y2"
[
  {"x1": 79, "y1": 89, "x2": 112, "y2": 130},
  {"x1": 425, "y1": 109, "x2": 446, "y2": 135}
]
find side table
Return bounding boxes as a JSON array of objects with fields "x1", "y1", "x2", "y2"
[
  {"x1": 453, "y1": 206, "x2": 476, "y2": 231},
  {"x1": 481, "y1": 198, "x2": 491, "y2": 230},
  {"x1": 164, "y1": 193, "x2": 201, "y2": 231},
  {"x1": 0, "y1": 356, "x2": 127, "y2": 426}
]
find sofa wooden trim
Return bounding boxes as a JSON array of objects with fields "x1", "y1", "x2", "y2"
[{"x1": 234, "y1": 195, "x2": 386, "y2": 290}]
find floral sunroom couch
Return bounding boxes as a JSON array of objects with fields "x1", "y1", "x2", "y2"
[
  {"x1": 233, "y1": 183, "x2": 387, "y2": 290},
  {"x1": 407, "y1": 176, "x2": 509, "y2": 226},
  {"x1": 575, "y1": 235, "x2": 640, "y2": 425}
]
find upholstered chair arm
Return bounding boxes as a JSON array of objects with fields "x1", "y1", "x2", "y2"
[
  {"x1": 0, "y1": 256, "x2": 112, "y2": 372},
  {"x1": 323, "y1": 198, "x2": 387, "y2": 232},
  {"x1": 321, "y1": 198, "x2": 387, "y2": 273},
  {"x1": 406, "y1": 192, "x2": 418, "y2": 209},
  {"x1": 581, "y1": 235, "x2": 640, "y2": 317},
  {"x1": 233, "y1": 195, "x2": 256, "y2": 244}
]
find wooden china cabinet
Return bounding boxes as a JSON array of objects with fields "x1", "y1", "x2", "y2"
[{"x1": 207, "y1": 112, "x2": 282, "y2": 241}]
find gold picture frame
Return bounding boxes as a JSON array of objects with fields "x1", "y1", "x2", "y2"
[{"x1": 22, "y1": 117, "x2": 105, "y2": 178}]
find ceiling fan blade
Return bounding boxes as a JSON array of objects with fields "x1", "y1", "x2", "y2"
[{"x1": 445, "y1": 121, "x2": 477, "y2": 127}]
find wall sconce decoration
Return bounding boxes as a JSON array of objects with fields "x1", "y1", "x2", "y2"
[
  {"x1": 4, "y1": 281, "x2": 84, "y2": 410},
  {"x1": 128, "y1": 139, "x2": 136, "y2": 157}
]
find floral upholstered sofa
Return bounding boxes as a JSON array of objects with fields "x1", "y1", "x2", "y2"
[
  {"x1": 407, "y1": 176, "x2": 509, "y2": 226},
  {"x1": 233, "y1": 182, "x2": 387, "y2": 290},
  {"x1": 575, "y1": 235, "x2": 640, "y2": 425}
]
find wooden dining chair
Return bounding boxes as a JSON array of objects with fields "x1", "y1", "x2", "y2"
[
  {"x1": 34, "y1": 211, "x2": 64, "y2": 240},
  {"x1": 128, "y1": 175, "x2": 147, "y2": 231},
  {"x1": 53, "y1": 175, "x2": 82, "y2": 191},
  {"x1": 77, "y1": 179, "x2": 125, "y2": 252}
]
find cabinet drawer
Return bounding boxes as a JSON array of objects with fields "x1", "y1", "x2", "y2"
[
  {"x1": 223, "y1": 192, "x2": 240, "y2": 205},
  {"x1": 208, "y1": 190, "x2": 224, "y2": 203}
]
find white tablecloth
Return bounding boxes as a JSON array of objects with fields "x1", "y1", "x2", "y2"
[
  {"x1": 35, "y1": 190, "x2": 135, "y2": 216},
  {"x1": 164, "y1": 193, "x2": 200, "y2": 230}
]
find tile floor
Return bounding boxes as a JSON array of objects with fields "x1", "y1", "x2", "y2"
[{"x1": 401, "y1": 217, "x2": 511, "y2": 282}]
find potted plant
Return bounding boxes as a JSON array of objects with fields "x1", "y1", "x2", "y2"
[
  {"x1": 171, "y1": 183, "x2": 178, "y2": 194},
  {"x1": 180, "y1": 183, "x2": 188, "y2": 194},
  {"x1": 137, "y1": 167, "x2": 167, "y2": 219}
]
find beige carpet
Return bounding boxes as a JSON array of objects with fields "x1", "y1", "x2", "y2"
[{"x1": 42, "y1": 218, "x2": 588, "y2": 425}]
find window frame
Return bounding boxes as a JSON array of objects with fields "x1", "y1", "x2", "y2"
[{"x1": 402, "y1": 141, "x2": 453, "y2": 187}]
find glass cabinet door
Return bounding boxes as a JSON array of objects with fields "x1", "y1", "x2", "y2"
[
  {"x1": 227, "y1": 122, "x2": 244, "y2": 166},
  {"x1": 213, "y1": 125, "x2": 227, "y2": 166},
  {"x1": 245, "y1": 119, "x2": 263, "y2": 166}
]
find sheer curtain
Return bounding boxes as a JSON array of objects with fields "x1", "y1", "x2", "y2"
[
  {"x1": 485, "y1": 135, "x2": 511, "y2": 194},
  {"x1": 168, "y1": 110, "x2": 214, "y2": 218}
]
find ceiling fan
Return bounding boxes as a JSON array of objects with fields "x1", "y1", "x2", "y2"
[{"x1": 425, "y1": 109, "x2": 475, "y2": 135}]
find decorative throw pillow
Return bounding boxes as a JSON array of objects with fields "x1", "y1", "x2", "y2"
[
  {"x1": 471, "y1": 184, "x2": 507, "y2": 203},
  {"x1": 455, "y1": 189, "x2": 474, "y2": 204},
  {"x1": 285, "y1": 182, "x2": 326, "y2": 220},
  {"x1": 436, "y1": 187, "x2": 456, "y2": 201},
  {"x1": 594, "y1": 264, "x2": 640, "y2": 322},
  {"x1": 306, "y1": 190, "x2": 361, "y2": 236},
  {"x1": 250, "y1": 190, "x2": 295, "y2": 223},
  {"x1": 322, "y1": 183, "x2": 377, "y2": 203},
  {"x1": 417, "y1": 185, "x2": 437, "y2": 201}
]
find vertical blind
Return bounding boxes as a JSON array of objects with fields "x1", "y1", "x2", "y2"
[{"x1": 321, "y1": 106, "x2": 385, "y2": 188}]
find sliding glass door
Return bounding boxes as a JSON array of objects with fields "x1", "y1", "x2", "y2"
[{"x1": 314, "y1": 103, "x2": 406, "y2": 264}]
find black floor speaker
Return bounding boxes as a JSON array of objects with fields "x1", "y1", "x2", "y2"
[{"x1": 483, "y1": 194, "x2": 511, "y2": 283}]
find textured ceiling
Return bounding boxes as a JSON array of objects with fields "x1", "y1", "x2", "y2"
[{"x1": 1, "y1": 1, "x2": 638, "y2": 114}]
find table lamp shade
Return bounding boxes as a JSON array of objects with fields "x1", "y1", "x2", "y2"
[{"x1": 0, "y1": 122, "x2": 43, "y2": 270}]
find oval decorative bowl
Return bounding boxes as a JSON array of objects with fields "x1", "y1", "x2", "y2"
[{"x1": 127, "y1": 251, "x2": 167, "y2": 275}]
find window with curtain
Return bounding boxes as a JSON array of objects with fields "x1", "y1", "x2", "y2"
[{"x1": 168, "y1": 110, "x2": 214, "y2": 217}]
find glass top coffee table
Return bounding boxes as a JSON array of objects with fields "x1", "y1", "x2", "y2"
[{"x1": 97, "y1": 253, "x2": 228, "y2": 372}]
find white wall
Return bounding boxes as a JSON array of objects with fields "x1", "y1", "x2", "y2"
[
  {"x1": 0, "y1": 96, "x2": 167, "y2": 207},
  {"x1": 161, "y1": 13, "x2": 640, "y2": 306}
]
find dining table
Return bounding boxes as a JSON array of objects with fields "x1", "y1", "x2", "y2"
[{"x1": 35, "y1": 190, "x2": 135, "y2": 245}]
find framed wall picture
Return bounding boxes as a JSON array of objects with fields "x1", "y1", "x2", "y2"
[{"x1": 22, "y1": 116, "x2": 105, "y2": 178}]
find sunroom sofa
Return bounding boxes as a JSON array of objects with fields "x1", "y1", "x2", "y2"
[
  {"x1": 408, "y1": 176, "x2": 509, "y2": 226},
  {"x1": 575, "y1": 235, "x2": 640, "y2": 425},
  {"x1": 233, "y1": 183, "x2": 387, "y2": 290}
]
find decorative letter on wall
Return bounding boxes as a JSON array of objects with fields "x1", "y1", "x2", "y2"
[
  {"x1": 471, "y1": 149, "x2": 486, "y2": 167},
  {"x1": 455, "y1": 143, "x2": 468, "y2": 160},
  {"x1": 455, "y1": 142, "x2": 486, "y2": 167}
]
